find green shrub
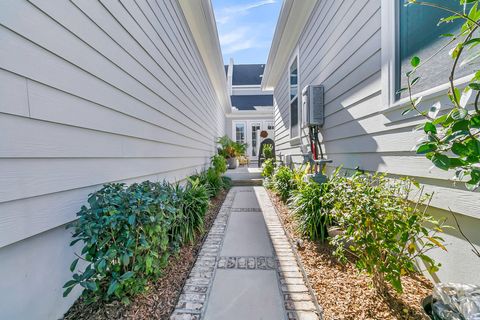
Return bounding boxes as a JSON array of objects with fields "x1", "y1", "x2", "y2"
[
  {"x1": 221, "y1": 176, "x2": 232, "y2": 189},
  {"x1": 289, "y1": 168, "x2": 345, "y2": 242},
  {"x1": 262, "y1": 144, "x2": 274, "y2": 159},
  {"x1": 211, "y1": 154, "x2": 227, "y2": 175},
  {"x1": 330, "y1": 173, "x2": 447, "y2": 294},
  {"x1": 203, "y1": 167, "x2": 223, "y2": 197},
  {"x1": 291, "y1": 181, "x2": 328, "y2": 241},
  {"x1": 192, "y1": 167, "x2": 225, "y2": 198},
  {"x1": 272, "y1": 166, "x2": 306, "y2": 202},
  {"x1": 180, "y1": 178, "x2": 210, "y2": 243},
  {"x1": 272, "y1": 166, "x2": 295, "y2": 202},
  {"x1": 261, "y1": 158, "x2": 275, "y2": 178},
  {"x1": 63, "y1": 181, "x2": 180, "y2": 303},
  {"x1": 64, "y1": 162, "x2": 229, "y2": 304}
]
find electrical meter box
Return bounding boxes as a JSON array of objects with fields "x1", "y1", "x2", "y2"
[{"x1": 301, "y1": 85, "x2": 324, "y2": 128}]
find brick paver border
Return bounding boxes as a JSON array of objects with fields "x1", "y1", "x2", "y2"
[
  {"x1": 170, "y1": 190, "x2": 236, "y2": 320},
  {"x1": 255, "y1": 187, "x2": 323, "y2": 320}
]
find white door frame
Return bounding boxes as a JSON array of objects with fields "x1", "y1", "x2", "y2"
[{"x1": 232, "y1": 120, "x2": 273, "y2": 160}]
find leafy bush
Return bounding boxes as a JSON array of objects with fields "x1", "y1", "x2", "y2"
[
  {"x1": 194, "y1": 167, "x2": 225, "y2": 197},
  {"x1": 64, "y1": 162, "x2": 228, "y2": 304},
  {"x1": 211, "y1": 154, "x2": 227, "y2": 175},
  {"x1": 221, "y1": 176, "x2": 232, "y2": 190},
  {"x1": 402, "y1": 0, "x2": 480, "y2": 190},
  {"x1": 272, "y1": 166, "x2": 296, "y2": 202},
  {"x1": 261, "y1": 158, "x2": 275, "y2": 178},
  {"x1": 330, "y1": 173, "x2": 447, "y2": 294},
  {"x1": 262, "y1": 144, "x2": 274, "y2": 159},
  {"x1": 63, "y1": 181, "x2": 180, "y2": 303}
]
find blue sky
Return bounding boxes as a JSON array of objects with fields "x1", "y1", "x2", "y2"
[{"x1": 212, "y1": 0, "x2": 282, "y2": 65}]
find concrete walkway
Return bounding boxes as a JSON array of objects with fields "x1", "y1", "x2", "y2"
[{"x1": 171, "y1": 183, "x2": 321, "y2": 320}]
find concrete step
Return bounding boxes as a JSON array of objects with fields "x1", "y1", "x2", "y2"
[{"x1": 231, "y1": 179, "x2": 263, "y2": 186}]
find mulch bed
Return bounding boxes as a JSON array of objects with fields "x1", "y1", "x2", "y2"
[
  {"x1": 63, "y1": 190, "x2": 228, "y2": 320},
  {"x1": 267, "y1": 190, "x2": 432, "y2": 320}
]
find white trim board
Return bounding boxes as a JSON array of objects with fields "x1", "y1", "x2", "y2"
[
  {"x1": 178, "y1": 0, "x2": 231, "y2": 113},
  {"x1": 261, "y1": 0, "x2": 317, "y2": 91}
]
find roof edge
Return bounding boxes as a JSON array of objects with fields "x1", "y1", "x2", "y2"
[
  {"x1": 261, "y1": 0, "x2": 317, "y2": 91},
  {"x1": 178, "y1": 0, "x2": 232, "y2": 113}
]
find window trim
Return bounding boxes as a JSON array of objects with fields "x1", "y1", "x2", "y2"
[
  {"x1": 381, "y1": 0, "x2": 474, "y2": 113},
  {"x1": 288, "y1": 50, "x2": 301, "y2": 144},
  {"x1": 265, "y1": 121, "x2": 275, "y2": 130},
  {"x1": 232, "y1": 121, "x2": 246, "y2": 144}
]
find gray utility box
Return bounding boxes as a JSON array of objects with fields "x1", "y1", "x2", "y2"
[{"x1": 301, "y1": 84, "x2": 324, "y2": 128}]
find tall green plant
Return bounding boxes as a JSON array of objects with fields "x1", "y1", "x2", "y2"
[
  {"x1": 290, "y1": 168, "x2": 344, "y2": 242},
  {"x1": 331, "y1": 173, "x2": 447, "y2": 294},
  {"x1": 211, "y1": 154, "x2": 227, "y2": 175},
  {"x1": 402, "y1": 0, "x2": 480, "y2": 190},
  {"x1": 291, "y1": 181, "x2": 330, "y2": 242},
  {"x1": 181, "y1": 178, "x2": 210, "y2": 243}
]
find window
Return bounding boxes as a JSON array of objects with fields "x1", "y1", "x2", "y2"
[
  {"x1": 235, "y1": 123, "x2": 245, "y2": 144},
  {"x1": 289, "y1": 57, "x2": 300, "y2": 139},
  {"x1": 385, "y1": 0, "x2": 479, "y2": 102},
  {"x1": 266, "y1": 122, "x2": 274, "y2": 130}
]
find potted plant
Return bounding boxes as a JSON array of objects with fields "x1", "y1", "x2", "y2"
[{"x1": 217, "y1": 136, "x2": 246, "y2": 169}]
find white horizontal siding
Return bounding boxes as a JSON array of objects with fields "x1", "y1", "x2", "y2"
[
  {"x1": 272, "y1": 0, "x2": 479, "y2": 219},
  {"x1": 0, "y1": 0, "x2": 225, "y2": 248}
]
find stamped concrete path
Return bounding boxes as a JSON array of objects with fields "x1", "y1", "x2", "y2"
[{"x1": 170, "y1": 182, "x2": 322, "y2": 320}]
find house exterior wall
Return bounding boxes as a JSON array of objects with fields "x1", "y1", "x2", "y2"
[
  {"x1": 0, "y1": 0, "x2": 226, "y2": 318},
  {"x1": 272, "y1": 0, "x2": 480, "y2": 284}
]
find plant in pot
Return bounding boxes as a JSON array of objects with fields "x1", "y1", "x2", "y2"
[
  {"x1": 233, "y1": 141, "x2": 248, "y2": 167},
  {"x1": 217, "y1": 136, "x2": 239, "y2": 169}
]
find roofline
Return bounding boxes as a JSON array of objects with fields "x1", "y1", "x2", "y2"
[
  {"x1": 226, "y1": 107, "x2": 274, "y2": 118},
  {"x1": 178, "y1": 0, "x2": 232, "y2": 114},
  {"x1": 261, "y1": 0, "x2": 317, "y2": 91}
]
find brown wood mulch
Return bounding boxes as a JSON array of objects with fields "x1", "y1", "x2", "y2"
[
  {"x1": 63, "y1": 190, "x2": 228, "y2": 320},
  {"x1": 267, "y1": 190, "x2": 432, "y2": 320}
]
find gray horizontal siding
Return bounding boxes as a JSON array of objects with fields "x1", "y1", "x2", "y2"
[
  {"x1": 0, "y1": 0, "x2": 225, "y2": 248},
  {"x1": 272, "y1": 0, "x2": 479, "y2": 218}
]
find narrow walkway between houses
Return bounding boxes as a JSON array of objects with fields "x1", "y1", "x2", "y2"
[{"x1": 171, "y1": 168, "x2": 321, "y2": 320}]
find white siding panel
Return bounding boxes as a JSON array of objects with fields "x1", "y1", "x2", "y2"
[
  {"x1": 0, "y1": 69, "x2": 29, "y2": 116},
  {"x1": 0, "y1": 165, "x2": 202, "y2": 249},
  {"x1": 0, "y1": 0, "x2": 224, "y2": 245}
]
